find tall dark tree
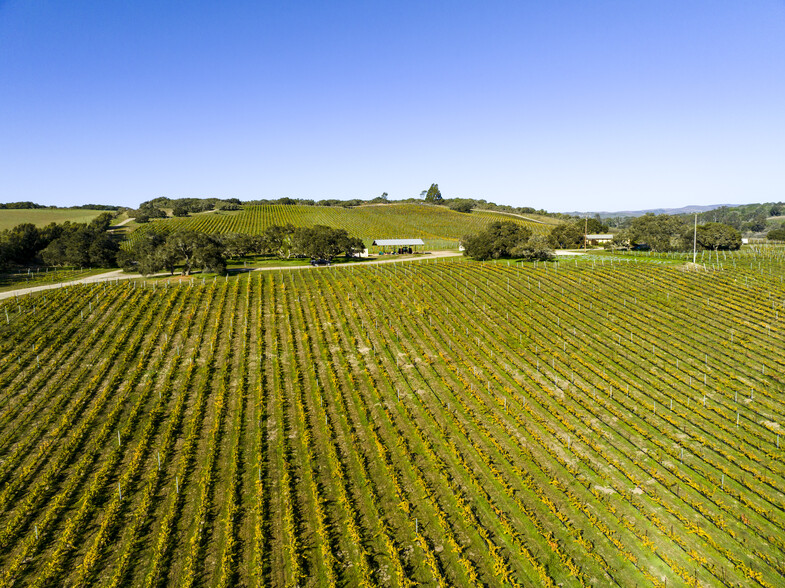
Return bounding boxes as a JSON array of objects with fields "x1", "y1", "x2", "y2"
[{"x1": 424, "y1": 183, "x2": 443, "y2": 203}]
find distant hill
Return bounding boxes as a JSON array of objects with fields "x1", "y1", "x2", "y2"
[{"x1": 564, "y1": 204, "x2": 738, "y2": 219}]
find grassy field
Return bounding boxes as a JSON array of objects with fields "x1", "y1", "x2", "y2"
[
  {"x1": 1, "y1": 247, "x2": 784, "y2": 586},
  {"x1": 125, "y1": 203, "x2": 556, "y2": 250},
  {"x1": 0, "y1": 209, "x2": 108, "y2": 231}
]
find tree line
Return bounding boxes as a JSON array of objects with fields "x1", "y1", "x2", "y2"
[
  {"x1": 611, "y1": 214, "x2": 742, "y2": 252},
  {"x1": 134, "y1": 197, "x2": 242, "y2": 221},
  {"x1": 601, "y1": 202, "x2": 785, "y2": 233},
  {"x1": 463, "y1": 215, "x2": 745, "y2": 261},
  {"x1": 693, "y1": 202, "x2": 783, "y2": 233},
  {"x1": 1, "y1": 215, "x2": 364, "y2": 276},
  {"x1": 0, "y1": 202, "x2": 119, "y2": 210},
  {"x1": 0, "y1": 213, "x2": 119, "y2": 270},
  {"x1": 548, "y1": 214, "x2": 742, "y2": 252},
  {"x1": 120, "y1": 224, "x2": 364, "y2": 276}
]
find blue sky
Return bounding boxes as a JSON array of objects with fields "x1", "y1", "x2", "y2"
[{"x1": 1, "y1": 1, "x2": 784, "y2": 212}]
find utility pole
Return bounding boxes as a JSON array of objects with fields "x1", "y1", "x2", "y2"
[
  {"x1": 693, "y1": 213, "x2": 698, "y2": 264},
  {"x1": 584, "y1": 216, "x2": 588, "y2": 252}
]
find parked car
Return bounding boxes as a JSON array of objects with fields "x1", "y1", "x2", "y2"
[{"x1": 310, "y1": 258, "x2": 331, "y2": 266}]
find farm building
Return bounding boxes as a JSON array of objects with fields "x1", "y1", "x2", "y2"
[
  {"x1": 371, "y1": 238, "x2": 425, "y2": 254},
  {"x1": 585, "y1": 233, "x2": 614, "y2": 246}
]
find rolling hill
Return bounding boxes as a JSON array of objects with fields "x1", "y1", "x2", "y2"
[{"x1": 125, "y1": 203, "x2": 557, "y2": 249}]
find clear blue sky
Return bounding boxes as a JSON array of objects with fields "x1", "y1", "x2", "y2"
[{"x1": 1, "y1": 1, "x2": 784, "y2": 212}]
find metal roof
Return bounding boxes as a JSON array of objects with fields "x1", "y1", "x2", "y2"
[
  {"x1": 372, "y1": 239, "x2": 425, "y2": 246},
  {"x1": 585, "y1": 234, "x2": 614, "y2": 240}
]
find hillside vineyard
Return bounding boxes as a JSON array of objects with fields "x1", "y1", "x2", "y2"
[
  {"x1": 126, "y1": 204, "x2": 552, "y2": 250},
  {"x1": 1, "y1": 253, "x2": 784, "y2": 587}
]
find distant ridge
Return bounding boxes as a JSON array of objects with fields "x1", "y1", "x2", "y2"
[{"x1": 563, "y1": 204, "x2": 739, "y2": 219}]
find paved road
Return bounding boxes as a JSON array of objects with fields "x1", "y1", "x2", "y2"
[{"x1": 0, "y1": 250, "x2": 464, "y2": 300}]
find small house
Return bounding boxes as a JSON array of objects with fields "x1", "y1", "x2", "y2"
[{"x1": 585, "y1": 234, "x2": 614, "y2": 246}]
